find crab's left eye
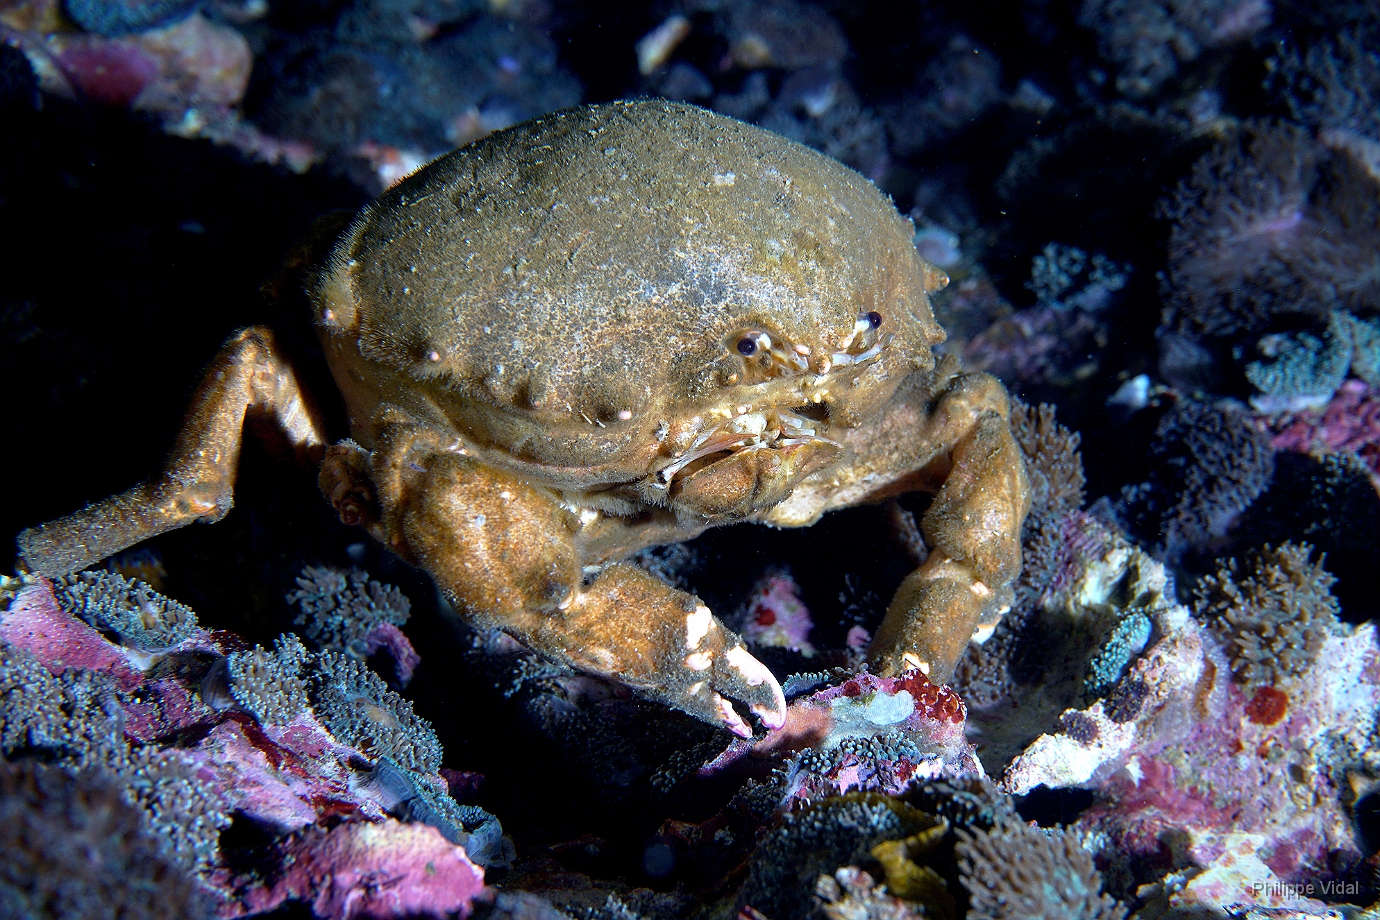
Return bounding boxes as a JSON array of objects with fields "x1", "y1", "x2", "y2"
[{"x1": 866, "y1": 311, "x2": 883, "y2": 329}]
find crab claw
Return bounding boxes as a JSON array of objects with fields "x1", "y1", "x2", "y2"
[
  {"x1": 543, "y1": 564, "x2": 787, "y2": 737},
  {"x1": 673, "y1": 634, "x2": 788, "y2": 738}
]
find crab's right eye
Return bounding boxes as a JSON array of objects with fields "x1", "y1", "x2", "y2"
[{"x1": 736, "y1": 331, "x2": 770, "y2": 357}]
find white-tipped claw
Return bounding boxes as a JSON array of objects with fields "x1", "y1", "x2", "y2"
[
  {"x1": 724, "y1": 645, "x2": 787, "y2": 730},
  {"x1": 716, "y1": 694, "x2": 753, "y2": 738},
  {"x1": 751, "y1": 697, "x2": 787, "y2": 731}
]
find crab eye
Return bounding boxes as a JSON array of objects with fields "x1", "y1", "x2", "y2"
[
  {"x1": 866, "y1": 311, "x2": 883, "y2": 329},
  {"x1": 736, "y1": 331, "x2": 770, "y2": 357}
]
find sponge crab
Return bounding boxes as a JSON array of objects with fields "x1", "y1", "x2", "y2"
[{"x1": 20, "y1": 100, "x2": 1029, "y2": 737}]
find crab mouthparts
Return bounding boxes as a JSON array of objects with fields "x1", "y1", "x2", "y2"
[{"x1": 652, "y1": 410, "x2": 833, "y2": 487}]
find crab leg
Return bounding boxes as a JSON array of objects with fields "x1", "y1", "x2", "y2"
[
  {"x1": 356, "y1": 416, "x2": 786, "y2": 737},
  {"x1": 866, "y1": 372, "x2": 1030, "y2": 683},
  {"x1": 19, "y1": 327, "x2": 327, "y2": 577}
]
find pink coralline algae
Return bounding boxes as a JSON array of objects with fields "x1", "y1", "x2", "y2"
[
  {"x1": 742, "y1": 572, "x2": 816, "y2": 656},
  {"x1": 361, "y1": 621, "x2": 421, "y2": 685},
  {"x1": 237, "y1": 819, "x2": 485, "y2": 919},
  {"x1": 1264, "y1": 378, "x2": 1380, "y2": 479},
  {"x1": 0, "y1": 578, "x2": 491, "y2": 919}
]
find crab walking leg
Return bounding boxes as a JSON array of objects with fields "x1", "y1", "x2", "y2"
[
  {"x1": 868, "y1": 374, "x2": 1030, "y2": 683},
  {"x1": 361, "y1": 424, "x2": 785, "y2": 736},
  {"x1": 18, "y1": 327, "x2": 327, "y2": 577}
]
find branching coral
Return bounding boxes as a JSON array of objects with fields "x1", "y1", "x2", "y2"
[
  {"x1": 0, "y1": 642, "x2": 125, "y2": 766},
  {"x1": 956, "y1": 816, "x2": 1126, "y2": 920},
  {"x1": 1162, "y1": 123, "x2": 1380, "y2": 338},
  {"x1": 1027, "y1": 243, "x2": 1130, "y2": 314},
  {"x1": 308, "y1": 649, "x2": 443, "y2": 774},
  {"x1": 1271, "y1": 27, "x2": 1380, "y2": 146},
  {"x1": 1119, "y1": 399, "x2": 1275, "y2": 561},
  {"x1": 53, "y1": 569, "x2": 196, "y2": 653},
  {"x1": 1078, "y1": 0, "x2": 1270, "y2": 98},
  {"x1": 227, "y1": 633, "x2": 311, "y2": 726},
  {"x1": 0, "y1": 759, "x2": 213, "y2": 920},
  {"x1": 1194, "y1": 541, "x2": 1342, "y2": 688},
  {"x1": 1009, "y1": 401, "x2": 1086, "y2": 525},
  {"x1": 286, "y1": 565, "x2": 418, "y2": 682}
]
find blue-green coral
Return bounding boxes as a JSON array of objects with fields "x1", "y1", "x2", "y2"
[
  {"x1": 285, "y1": 565, "x2": 411, "y2": 659},
  {"x1": 308, "y1": 649, "x2": 443, "y2": 774},
  {"x1": 0, "y1": 642, "x2": 125, "y2": 766},
  {"x1": 226, "y1": 633, "x2": 311, "y2": 726},
  {"x1": 1246, "y1": 311, "x2": 1353, "y2": 407},
  {"x1": 0, "y1": 642, "x2": 229, "y2": 878},
  {"x1": 1085, "y1": 611, "x2": 1152, "y2": 698},
  {"x1": 54, "y1": 570, "x2": 196, "y2": 653}
]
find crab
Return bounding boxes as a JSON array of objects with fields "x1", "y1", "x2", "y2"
[{"x1": 19, "y1": 99, "x2": 1029, "y2": 738}]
